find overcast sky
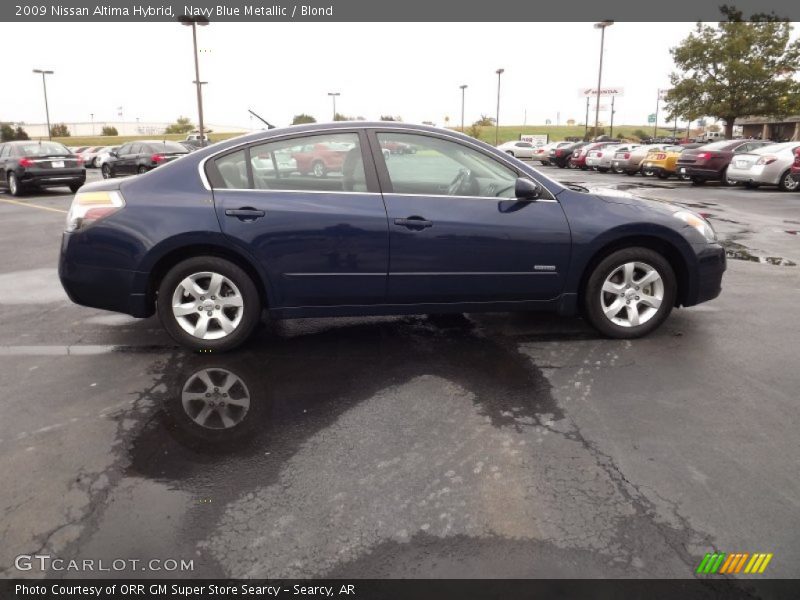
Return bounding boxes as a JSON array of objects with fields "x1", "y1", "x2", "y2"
[{"x1": 0, "y1": 21, "x2": 738, "y2": 129}]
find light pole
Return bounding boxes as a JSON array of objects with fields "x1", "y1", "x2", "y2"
[
  {"x1": 459, "y1": 84, "x2": 467, "y2": 132},
  {"x1": 90, "y1": 112, "x2": 94, "y2": 135},
  {"x1": 593, "y1": 21, "x2": 613, "y2": 139},
  {"x1": 328, "y1": 92, "x2": 340, "y2": 121},
  {"x1": 495, "y1": 68, "x2": 504, "y2": 146},
  {"x1": 33, "y1": 69, "x2": 54, "y2": 140},
  {"x1": 653, "y1": 89, "x2": 661, "y2": 139},
  {"x1": 179, "y1": 14, "x2": 209, "y2": 146}
]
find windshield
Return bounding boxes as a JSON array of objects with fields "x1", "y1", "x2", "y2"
[{"x1": 16, "y1": 142, "x2": 71, "y2": 157}]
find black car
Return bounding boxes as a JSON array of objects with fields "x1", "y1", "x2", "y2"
[
  {"x1": 549, "y1": 141, "x2": 589, "y2": 168},
  {"x1": 102, "y1": 140, "x2": 189, "y2": 179},
  {"x1": 0, "y1": 140, "x2": 85, "y2": 196}
]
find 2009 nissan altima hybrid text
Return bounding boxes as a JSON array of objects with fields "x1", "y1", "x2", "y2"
[{"x1": 58, "y1": 122, "x2": 726, "y2": 351}]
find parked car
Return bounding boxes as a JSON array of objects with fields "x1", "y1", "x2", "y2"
[
  {"x1": 610, "y1": 144, "x2": 670, "y2": 176},
  {"x1": 676, "y1": 140, "x2": 772, "y2": 185},
  {"x1": 725, "y1": 142, "x2": 800, "y2": 191},
  {"x1": 791, "y1": 148, "x2": 800, "y2": 183},
  {"x1": 699, "y1": 131, "x2": 725, "y2": 143},
  {"x1": 183, "y1": 133, "x2": 213, "y2": 150},
  {"x1": 95, "y1": 146, "x2": 120, "y2": 169},
  {"x1": 549, "y1": 141, "x2": 588, "y2": 168},
  {"x1": 102, "y1": 140, "x2": 190, "y2": 178},
  {"x1": 569, "y1": 142, "x2": 616, "y2": 170},
  {"x1": 640, "y1": 145, "x2": 686, "y2": 179},
  {"x1": 0, "y1": 140, "x2": 85, "y2": 196},
  {"x1": 586, "y1": 144, "x2": 640, "y2": 172},
  {"x1": 533, "y1": 141, "x2": 572, "y2": 165},
  {"x1": 79, "y1": 146, "x2": 105, "y2": 168},
  {"x1": 291, "y1": 141, "x2": 354, "y2": 177},
  {"x1": 59, "y1": 121, "x2": 725, "y2": 351},
  {"x1": 381, "y1": 140, "x2": 416, "y2": 155},
  {"x1": 496, "y1": 140, "x2": 539, "y2": 159}
]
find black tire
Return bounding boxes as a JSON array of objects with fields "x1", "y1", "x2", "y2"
[
  {"x1": 744, "y1": 182, "x2": 760, "y2": 189},
  {"x1": 691, "y1": 177, "x2": 706, "y2": 186},
  {"x1": 69, "y1": 183, "x2": 82, "y2": 193},
  {"x1": 583, "y1": 247, "x2": 676, "y2": 339},
  {"x1": 720, "y1": 167, "x2": 735, "y2": 187},
  {"x1": 157, "y1": 256, "x2": 262, "y2": 352},
  {"x1": 311, "y1": 160, "x2": 327, "y2": 178},
  {"x1": 597, "y1": 167, "x2": 609, "y2": 173},
  {"x1": 7, "y1": 172, "x2": 24, "y2": 196},
  {"x1": 102, "y1": 164, "x2": 113, "y2": 179},
  {"x1": 777, "y1": 170, "x2": 799, "y2": 192},
  {"x1": 137, "y1": 165, "x2": 148, "y2": 175},
  {"x1": 91, "y1": 157, "x2": 99, "y2": 168}
]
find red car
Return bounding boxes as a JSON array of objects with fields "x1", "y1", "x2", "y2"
[
  {"x1": 676, "y1": 139, "x2": 772, "y2": 185},
  {"x1": 569, "y1": 141, "x2": 616, "y2": 169},
  {"x1": 791, "y1": 148, "x2": 800, "y2": 180},
  {"x1": 292, "y1": 142, "x2": 351, "y2": 177}
]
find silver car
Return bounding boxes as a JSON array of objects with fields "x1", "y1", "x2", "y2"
[
  {"x1": 586, "y1": 143, "x2": 640, "y2": 172},
  {"x1": 726, "y1": 142, "x2": 800, "y2": 191},
  {"x1": 610, "y1": 144, "x2": 669, "y2": 175}
]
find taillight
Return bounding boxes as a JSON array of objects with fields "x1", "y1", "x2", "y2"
[
  {"x1": 19, "y1": 158, "x2": 34, "y2": 168},
  {"x1": 696, "y1": 152, "x2": 715, "y2": 160},
  {"x1": 623, "y1": 152, "x2": 630, "y2": 159},
  {"x1": 793, "y1": 151, "x2": 800, "y2": 166},
  {"x1": 151, "y1": 154, "x2": 166, "y2": 163},
  {"x1": 66, "y1": 190, "x2": 125, "y2": 232},
  {"x1": 556, "y1": 149, "x2": 563, "y2": 157},
  {"x1": 756, "y1": 156, "x2": 777, "y2": 166},
  {"x1": 76, "y1": 156, "x2": 84, "y2": 165}
]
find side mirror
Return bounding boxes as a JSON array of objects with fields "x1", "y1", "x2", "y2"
[
  {"x1": 515, "y1": 177, "x2": 542, "y2": 201},
  {"x1": 109, "y1": 151, "x2": 118, "y2": 158}
]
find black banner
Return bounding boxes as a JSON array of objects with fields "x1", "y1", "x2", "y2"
[
  {"x1": 3, "y1": 579, "x2": 800, "y2": 600},
  {"x1": 3, "y1": 0, "x2": 800, "y2": 22}
]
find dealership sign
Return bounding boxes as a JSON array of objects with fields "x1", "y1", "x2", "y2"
[
  {"x1": 520, "y1": 134, "x2": 549, "y2": 146},
  {"x1": 579, "y1": 87, "x2": 624, "y2": 97}
]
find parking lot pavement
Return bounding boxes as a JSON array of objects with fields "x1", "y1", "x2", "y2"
[{"x1": 1, "y1": 167, "x2": 799, "y2": 580}]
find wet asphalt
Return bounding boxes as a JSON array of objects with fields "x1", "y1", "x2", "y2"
[{"x1": 1, "y1": 165, "x2": 799, "y2": 580}]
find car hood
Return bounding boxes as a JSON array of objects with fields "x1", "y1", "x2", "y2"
[{"x1": 562, "y1": 183, "x2": 682, "y2": 215}]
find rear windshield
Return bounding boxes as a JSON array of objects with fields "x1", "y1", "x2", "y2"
[
  {"x1": 699, "y1": 141, "x2": 735, "y2": 151},
  {"x1": 146, "y1": 141, "x2": 188, "y2": 153},
  {"x1": 16, "y1": 142, "x2": 71, "y2": 157}
]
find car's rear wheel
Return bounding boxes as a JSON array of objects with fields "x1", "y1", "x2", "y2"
[
  {"x1": 721, "y1": 167, "x2": 737, "y2": 186},
  {"x1": 102, "y1": 164, "x2": 113, "y2": 179},
  {"x1": 157, "y1": 256, "x2": 261, "y2": 352},
  {"x1": 91, "y1": 157, "x2": 98, "y2": 168},
  {"x1": 312, "y1": 160, "x2": 327, "y2": 178},
  {"x1": 7, "y1": 172, "x2": 23, "y2": 196},
  {"x1": 778, "y1": 170, "x2": 799, "y2": 192},
  {"x1": 137, "y1": 165, "x2": 148, "y2": 175},
  {"x1": 584, "y1": 247, "x2": 676, "y2": 339}
]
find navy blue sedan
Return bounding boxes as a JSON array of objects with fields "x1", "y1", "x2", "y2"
[{"x1": 59, "y1": 122, "x2": 725, "y2": 351}]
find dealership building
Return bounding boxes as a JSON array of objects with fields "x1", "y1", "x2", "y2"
[{"x1": 734, "y1": 115, "x2": 800, "y2": 141}]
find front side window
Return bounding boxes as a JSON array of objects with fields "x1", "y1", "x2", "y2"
[
  {"x1": 212, "y1": 132, "x2": 366, "y2": 193},
  {"x1": 376, "y1": 133, "x2": 518, "y2": 198}
]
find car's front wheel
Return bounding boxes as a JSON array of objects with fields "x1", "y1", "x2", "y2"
[
  {"x1": 778, "y1": 170, "x2": 799, "y2": 192},
  {"x1": 102, "y1": 164, "x2": 113, "y2": 179},
  {"x1": 157, "y1": 256, "x2": 261, "y2": 351},
  {"x1": 584, "y1": 247, "x2": 676, "y2": 339}
]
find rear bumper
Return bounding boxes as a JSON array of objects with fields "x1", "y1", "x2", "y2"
[
  {"x1": 679, "y1": 166, "x2": 722, "y2": 180},
  {"x1": 58, "y1": 233, "x2": 152, "y2": 318},
  {"x1": 20, "y1": 169, "x2": 85, "y2": 187}
]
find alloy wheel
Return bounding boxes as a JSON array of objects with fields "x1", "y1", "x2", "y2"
[
  {"x1": 600, "y1": 262, "x2": 664, "y2": 328},
  {"x1": 171, "y1": 271, "x2": 244, "y2": 340},
  {"x1": 782, "y1": 172, "x2": 799, "y2": 191},
  {"x1": 181, "y1": 367, "x2": 251, "y2": 430},
  {"x1": 8, "y1": 174, "x2": 18, "y2": 195}
]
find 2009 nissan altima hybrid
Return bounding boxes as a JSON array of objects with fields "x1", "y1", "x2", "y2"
[{"x1": 58, "y1": 122, "x2": 726, "y2": 351}]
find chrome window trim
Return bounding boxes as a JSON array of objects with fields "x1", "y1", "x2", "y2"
[
  {"x1": 197, "y1": 125, "x2": 560, "y2": 200},
  {"x1": 210, "y1": 187, "x2": 557, "y2": 203}
]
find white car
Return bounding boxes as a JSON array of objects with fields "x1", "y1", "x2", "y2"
[
  {"x1": 726, "y1": 141, "x2": 800, "y2": 191},
  {"x1": 586, "y1": 144, "x2": 640, "y2": 172},
  {"x1": 496, "y1": 140, "x2": 540, "y2": 159},
  {"x1": 94, "y1": 146, "x2": 119, "y2": 169},
  {"x1": 531, "y1": 141, "x2": 573, "y2": 165},
  {"x1": 79, "y1": 146, "x2": 105, "y2": 168}
]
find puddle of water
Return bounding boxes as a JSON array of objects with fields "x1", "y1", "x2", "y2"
[
  {"x1": 786, "y1": 230, "x2": 798, "y2": 236},
  {"x1": 721, "y1": 241, "x2": 797, "y2": 266}
]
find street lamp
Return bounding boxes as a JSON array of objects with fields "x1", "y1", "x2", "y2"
[
  {"x1": 178, "y1": 14, "x2": 209, "y2": 147},
  {"x1": 459, "y1": 84, "x2": 467, "y2": 132},
  {"x1": 593, "y1": 20, "x2": 613, "y2": 139},
  {"x1": 495, "y1": 68, "x2": 504, "y2": 146},
  {"x1": 90, "y1": 112, "x2": 94, "y2": 135},
  {"x1": 328, "y1": 92, "x2": 340, "y2": 121},
  {"x1": 32, "y1": 69, "x2": 54, "y2": 140}
]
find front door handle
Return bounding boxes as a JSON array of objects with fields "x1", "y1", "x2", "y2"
[
  {"x1": 225, "y1": 207, "x2": 266, "y2": 221},
  {"x1": 394, "y1": 216, "x2": 433, "y2": 230}
]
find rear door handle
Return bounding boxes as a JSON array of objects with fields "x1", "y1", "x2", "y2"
[
  {"x1": 225, "y1": 207, "x2": 265, "y2": 220},
  {"x1": 394, "y1": 216, "x2": 433, "y2": 229}
]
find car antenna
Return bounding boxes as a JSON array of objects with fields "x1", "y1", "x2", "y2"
[{"x1": 248, "y1": 109, "x2": 276, "y2": 129}]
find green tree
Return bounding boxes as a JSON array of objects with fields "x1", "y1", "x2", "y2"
[
  {"x1": 292, "y1": 114, "x2": 316, "y2": 125},
  {"x1": 466, "y1": 124, "x2": 482, "y2": 139},
  {"x1": 164, "y1": 116, "x2": 194, "y2": 134},
  {"x1": 101, "y1": 126, "x2": 118, "y2": 136},
  {"x1": 0, "y1": 124, "x2": 15, "y2": 141},
  {"x1": 666, "y1": 7, "x2": 800, "y2": 138},
  {"x1": 14, "y1": 126, "x2": 29, "y2": 140},
  {"x1": 632, "y1": 129, "x2": 650, "y2": 140},
  {"x1": 474, "y1": 115, "x2": 495, "y2": 127},
  {"x1": 379, "y1": 115, "x2": 403, "y2": 122},
  {"x1": 50, "y1": 123, "x2": 70, "y2": 137},
  {"x1": 333, "y1": 112, "x2": 352, "y2": 122}
]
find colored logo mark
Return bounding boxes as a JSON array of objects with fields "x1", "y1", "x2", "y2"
[{"x1": 696, "y1": 552, "x2": 773, "y2": 574}]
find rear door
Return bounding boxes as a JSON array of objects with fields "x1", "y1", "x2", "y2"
[
  {"x1": 370, "y1": 130, "x2": 571, "y2": 304},
  {"x1": 208, "y1": 130, "x2": 390, "y2": 308}
]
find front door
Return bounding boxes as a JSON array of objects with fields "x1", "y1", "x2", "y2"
[
  {"x1": 210, "y1": 131, "x2": 389, "y2": 308},
  {"x1": 371, "y1": 131, "x2": 572, "y2": 304}
]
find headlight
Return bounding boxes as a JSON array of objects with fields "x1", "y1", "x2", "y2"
[
  {"x1": 66, "y1": 190, "x2": 125, "y2": 232},
  {"x1": 673, "y1": 209, "x2": 716, "y2": 242}
]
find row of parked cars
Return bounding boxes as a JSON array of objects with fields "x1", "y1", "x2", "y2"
[{"x1": 499, "y1": 138, "x2": 800, "y2": 191}]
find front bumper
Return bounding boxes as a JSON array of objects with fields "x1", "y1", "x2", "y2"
[{"x1": 684, "y1": 243, "x2": 726, "y2": 307}]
